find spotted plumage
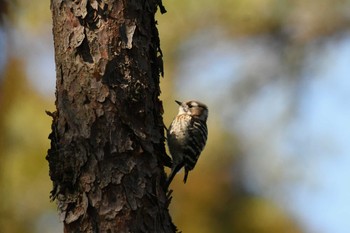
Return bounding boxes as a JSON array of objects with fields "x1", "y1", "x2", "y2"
[{"x1": 166, "y1": 100, "x2": 208, "y2": 187}]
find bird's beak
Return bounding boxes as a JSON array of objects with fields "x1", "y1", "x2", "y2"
[{"x1": 175, "y1": 100, "x2": 182, "y2": 105}]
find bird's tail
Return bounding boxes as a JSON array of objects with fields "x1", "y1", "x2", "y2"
[
  {"x1": 183, "y1": 167, "x2": 189, "y2": 183},
  {"x1": 165, "y1": 162, "x2": 184, "y2": 189}
]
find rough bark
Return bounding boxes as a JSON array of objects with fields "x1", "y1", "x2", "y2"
[{"x1": 47, "y1": 0, "x2": 175, "y2": 232}]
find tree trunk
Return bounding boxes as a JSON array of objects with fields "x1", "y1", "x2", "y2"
[{"x1": 47, "y1": 0, "x2": 175, "y2": 232}]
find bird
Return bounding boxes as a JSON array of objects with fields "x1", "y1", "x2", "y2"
[{"x1": 166, "y1": 100, "x2": 208, "y2": 187}]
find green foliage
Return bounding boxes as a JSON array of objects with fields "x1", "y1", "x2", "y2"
[{"x1": 0, "y1": 60, "x2": 56, "y2": 233}]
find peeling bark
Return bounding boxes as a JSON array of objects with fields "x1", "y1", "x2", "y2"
[{"x1": 47, "y1": 0, "x2": 175, "y2": 232}]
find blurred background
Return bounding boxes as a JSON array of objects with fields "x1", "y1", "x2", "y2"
[{"x1": 1, "y1": 0, "x2": 350, "y2": 232}]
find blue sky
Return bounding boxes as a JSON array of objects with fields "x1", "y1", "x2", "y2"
[
  {"x1": 287, "y1": 35, "x2": 350, "y2": 233},
  {"x1": 176, "y1": 31, "x2": 350, "y2": 233}
]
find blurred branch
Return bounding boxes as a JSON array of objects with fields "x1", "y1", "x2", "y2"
[{"x1": 0, "y1": 0, "x2": 8, "y2": 23}]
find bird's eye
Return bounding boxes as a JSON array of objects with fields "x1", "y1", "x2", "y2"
[{"x1": 189, "y1": 102, "x2": 198, "y2": 108}]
